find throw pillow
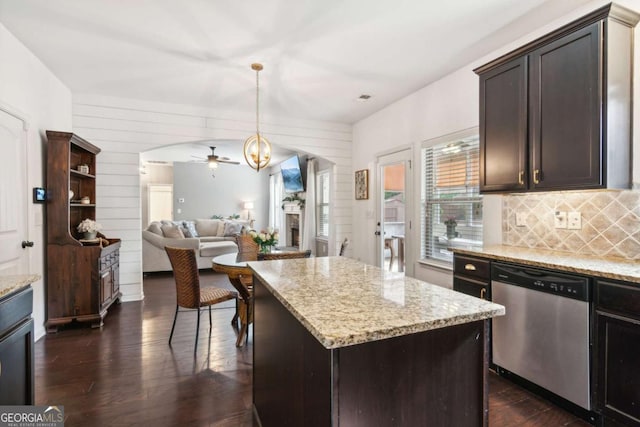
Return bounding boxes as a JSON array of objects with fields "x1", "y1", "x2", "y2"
[
  {"x1": 180, "y1": 225, "x2": 192, "y2": 237},
  {"x1": 161, "y1": 224, "x2": 185, "y2": 239},
  {"x1": 184, "y1": 220, "x2": 198, "y2": 237},
  {"x1": 195, "y1": 219, "x2": 219, "y2": 237},
  {"x1": 223, "y1": 221, "x2": 243, "y2": 237},
  {"x1": 146, "y1": 222, "x2": 163, "y2": 235},
  {"x1": 216, "y1": 220, "x2": 226, "y2": 237}
]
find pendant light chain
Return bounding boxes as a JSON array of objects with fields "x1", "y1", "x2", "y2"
[{"x1": 255, "y1": 66, "x2": 260, "y2": 137}]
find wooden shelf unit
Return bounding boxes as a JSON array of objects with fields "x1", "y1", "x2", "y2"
[{"x1": 45, "y1": 131, "x2": 121, "y2": 332}]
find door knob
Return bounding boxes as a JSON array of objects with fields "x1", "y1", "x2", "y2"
[
  {"x1": 374, "y1": 231, "x2": 381, "y2": 236},
  {"x1": 21, "y1": 241, "x2": 34, "y2": 248}
]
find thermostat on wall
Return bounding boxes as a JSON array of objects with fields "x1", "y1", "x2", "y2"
[{"x1": 33, "y1": 187, "x2": 46, "y2": 203}]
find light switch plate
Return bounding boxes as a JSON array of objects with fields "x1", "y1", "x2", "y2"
[
  {"x1": 568, "y1": 211, "x2": 582, "y2": 229},
  {"x1": 554, "y1": 211, "x2": 567, "y2": 229},
  {"x1": 515, "y1": 212, "x2": 527, "y2": 227}
]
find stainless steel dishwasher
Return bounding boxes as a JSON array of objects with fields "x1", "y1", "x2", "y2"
[{"x1": 491, "y1": 262, "x2": 591, "y2": 410}]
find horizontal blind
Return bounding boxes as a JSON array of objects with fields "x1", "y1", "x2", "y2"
[
  {"x1": 422, "y1": 136, "x2": 482, "y2": 262},
  {"x1": 317, "y1": 172, "x2": 330, "y2": 237}
]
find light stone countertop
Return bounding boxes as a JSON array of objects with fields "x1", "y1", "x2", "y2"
[
  {"x1": 248, "y1": 256, "x2": 505, "y2": 349},
  {"x1": 453, "y1": 245, "x2": 640, "y2": 284},
  {"x1": 0, "y1": 274, "x2": 40, "y2": 298}
]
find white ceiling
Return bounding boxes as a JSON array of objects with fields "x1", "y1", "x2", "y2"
[{"x1": 0, "y1": 0, "x2": 595, "y2": 125}]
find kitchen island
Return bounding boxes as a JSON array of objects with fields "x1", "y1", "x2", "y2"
[{"x1": 249, "y1": 256, "x2": 504, "y2": 427}]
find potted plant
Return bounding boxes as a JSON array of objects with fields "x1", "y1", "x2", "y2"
[
  {"x1": 249, "y1": 227, "x2": 279, "y2": 253},
  {"x1": 281, "y1": 193, "x2": 305, "y2": 210},
  {"x1": 444, "y1": 217, "x2": 458, "y2": 239},
  {"x1": 77, "y1": 218, "x2": 102, "y2": 240}
]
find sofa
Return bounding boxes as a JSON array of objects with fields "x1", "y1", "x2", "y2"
[{"x1": 142, "y1": 219, "x2": 254, "y2": 272}]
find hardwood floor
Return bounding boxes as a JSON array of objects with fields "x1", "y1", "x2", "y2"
[{"x1": 34, "y1": 270, "x2": 591, "y2": 426}]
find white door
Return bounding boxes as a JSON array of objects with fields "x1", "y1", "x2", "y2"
[
  {"x1": 148, "y1": 184, "x2": 173, "y2": 224},
  {"x1": 376, "y1": 149, "x2": 412, "y2": 275},
  {"x1": 0, "y1": 110, "x2": 28, "y2": 274}
]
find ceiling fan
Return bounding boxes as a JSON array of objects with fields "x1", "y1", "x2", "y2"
[{"x1": 192, "y1": 146, "x2": 240, "y2": 169}]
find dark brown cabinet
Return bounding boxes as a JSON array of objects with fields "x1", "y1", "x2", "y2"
[
  {"x1": 453, "y1": 254, "x2": 491, "y2": 300},
  {"x1": 0, "y1": 286, "x2": 34, "y2": 405},
  {"x1": 46, "y1": 131, "x2": 121, "y2": 332},
  {"x1": 475, "y1": 4, "x2": 638, "y2": 193},
  {"x1": 594, "y1": 279, "x2": 640, "y2": 427},
  {"x1": 479, "y1": 57, "x2": 527, "y2": 193}
]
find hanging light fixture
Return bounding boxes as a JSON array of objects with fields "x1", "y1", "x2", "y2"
[{"x1": 243, "y1": 63, "x2": 272, "y2": 172}]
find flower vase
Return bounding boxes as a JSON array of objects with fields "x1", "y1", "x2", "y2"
[
  {"x1": 83, "y1": 231, "x2": 97, "y2": 240},
  {"x1": 446, "y1": 225, "x2": 457, "y2": 240},
  {"x1": 260, "y1": 244, "x2": 272, "y2": 254}
]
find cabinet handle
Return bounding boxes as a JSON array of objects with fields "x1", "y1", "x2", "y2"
[
  {"x1": 464, "y1": 264, "x2": 477, "y2": 271},
  {"x1": 101, "y1": 271, "x2": 110, "y2": 278},
  {"x1": 0, "y1": 360, "x2": 2, "y2": 377},
  {"x1": 480, "y1": 288, "x2": 487, "y2": 299},
  {"x1": 533, "y1": 169, "x2": 541, "y2": 184},
  {"x1": 518, "y1": 171, "x2": 524, "y2": 185}
]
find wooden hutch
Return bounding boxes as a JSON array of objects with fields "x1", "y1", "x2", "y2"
[{"x1": 46, "y1": 131, "x2": 121, "y2": 332}]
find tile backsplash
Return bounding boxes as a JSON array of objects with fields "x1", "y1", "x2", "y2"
[{"x1": 503, "y1": 190, "x2": 640, "y2": 260}]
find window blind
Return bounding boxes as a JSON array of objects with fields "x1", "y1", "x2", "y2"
[
  {"x1": 317, "y1": 172, "x2": 330, "y2": 237},
  {"x1": 422, "y1": 136, "x2": 482, "y2": 262}
]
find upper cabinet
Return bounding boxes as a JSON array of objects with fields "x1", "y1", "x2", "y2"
[{"x1": 475, "y1": 4, "x2": 639, "y2": 193}]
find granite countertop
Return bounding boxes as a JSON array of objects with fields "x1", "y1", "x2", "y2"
[
  {"x1": 0, "y1": 274, "x2": 40, "y2": 298},
  {"x1": 249, "y1": 256, "x2": 504, "y2": 349},
  {"x1": 453, "y1": 245, "x2": 640, "y2": 283}
]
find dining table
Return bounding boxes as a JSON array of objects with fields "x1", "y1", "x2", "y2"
[
  {"x1": 212, "y1": 253, "x2": 253, "y2": 347},
  {"x1": 212, "y1": 248, "x2": 306, "y2": 347}
]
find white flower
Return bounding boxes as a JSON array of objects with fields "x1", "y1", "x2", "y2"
[
  {"x1": 267, "y1": 226, "x2": 274, "y2": 234},
  {"x1": 273, "y1": 232, "x2": 279, "y2": 241},
  {"x1": 77, "y1": 218, "x2": 102, "y2": 233},
  {"x1": 258, "y1": 233, "x2": 267, "y2": 241}
]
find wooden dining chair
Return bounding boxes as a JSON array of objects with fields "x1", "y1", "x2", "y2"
[
  {"x1": 339, "y1": 238, "x2": 349, "y2": 256},
  {"x1": 236, "y1": 234, "x2": 259, "y2": 262},
  {"x1": 261, "y1": 249, "x2": 312, "y2": 260},
  {"x1": 165, "y1": 246, "x2": 238, "y2": 354}
]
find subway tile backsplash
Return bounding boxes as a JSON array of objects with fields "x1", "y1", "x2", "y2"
[{"x1": 503, "y1": 190, "x2": 640, "y2": 259}]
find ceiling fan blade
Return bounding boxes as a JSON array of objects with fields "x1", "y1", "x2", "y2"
[{"x1": 218, "y1": 159, "x2": 241, "y2": 165}]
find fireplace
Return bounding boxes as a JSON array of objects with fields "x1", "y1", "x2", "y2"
[
  {"x1": 285, "y1": 213, "x2": 302, "y2": 249},
  {"x1": 290, "y1": 216, "x2": 300, "y2": 248}
]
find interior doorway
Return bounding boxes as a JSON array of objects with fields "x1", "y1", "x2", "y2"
[
  {"x1": 376, "y1": 149, "x2": 412, "y2": 275},
  {"x1": 0, "y1": 109, "x2": 28, "y2": 274},
  {"x1": 147, "y1": 184, "x2": 173, "y2": 225}
]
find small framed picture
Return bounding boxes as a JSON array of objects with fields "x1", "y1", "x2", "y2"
[{"x1": 355, "y1": 169, "x2": 369, "y2": 200}]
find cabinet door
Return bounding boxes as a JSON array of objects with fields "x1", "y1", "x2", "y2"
[
  {"x1": 111, "y1": 263, "x2": 120, "y2": 297},
  {"x1": 479, "y1": 56, "x2": 528, "y2": 193},
  {"x1": 595, "y1": 311, "x2": 640, "y2": 426},
  {"x1": 0, "y1": 319, "x2": 34, "y2": 405},
  {"x1": 100, "y1": 269, "x2": 112, "y2": 309},
  {"x1": 529, "y1": 23, "x2": 602, "y2": 190}
]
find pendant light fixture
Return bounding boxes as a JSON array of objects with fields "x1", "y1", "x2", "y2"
[{"x1": 243, "y1": 63, "x2": 272, "y2": 172}]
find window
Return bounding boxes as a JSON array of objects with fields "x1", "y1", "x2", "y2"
[
  {"x1": 317, "y1": 171, "x2": 330, "y2": 237},
  {"x1": 421, "y1": 132, "x2": 482, "y2": 263}
]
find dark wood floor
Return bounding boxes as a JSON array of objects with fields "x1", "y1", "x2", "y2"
[{"x1": 35, "y1": 270, "x2": 591, "y2": 426}]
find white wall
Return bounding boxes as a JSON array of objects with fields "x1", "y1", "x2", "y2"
[
  {"x1": 352, "y1": 0, "x2": 640, "y2": 287},
  {"x1": 173, "y1": 162, "x2": 270, "y2": 229},
  {"x1": 0, "y1": 22, "x2": 72, "y2": 340},
  {"x1": 72, "y1": 94, "x2": 352, "y2": 301}
]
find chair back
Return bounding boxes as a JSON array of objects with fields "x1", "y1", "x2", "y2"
[
  {"x1": 262, "y1": 250, "x2": 312, "y2": 260},
  {"x1": 165, "y1": 246, "x2": 200, "y2": 309},
  {"x1": 339, "y1": 238, "x2": 349, "y2": 256},
  {"x1": 236, "y1": 235, "x2": 259, "y2": 262}
]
